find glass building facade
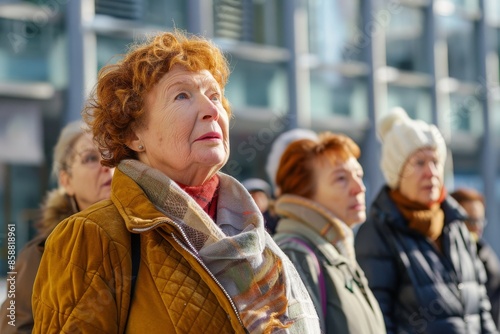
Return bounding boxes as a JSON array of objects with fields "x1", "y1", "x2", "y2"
[{"x1": 0, "y1": 0, "x2": 499, "y2": 269}]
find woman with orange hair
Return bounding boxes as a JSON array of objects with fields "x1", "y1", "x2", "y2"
[
  {"x1": 273, "y1": 131, "x2": 385, "y2": 333},
  {"x1": 32, "y1": 31, "x2": 319, "y2": 333}
]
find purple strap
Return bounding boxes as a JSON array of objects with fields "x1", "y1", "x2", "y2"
[{"x1": 279, "y1": 237, "x2": 327, "y2": 320}]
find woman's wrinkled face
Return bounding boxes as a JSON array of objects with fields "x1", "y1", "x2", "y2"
[
  {"x1": 60, "y1": 133, "x2": 114, "y2": 210},
  {"x1": 311, "y1": 156, "x2": 366, "y2": 227},
  {"x1": 398, "y1": 148, "x2": 443, "y2": 206},
  {"x1": 131, "y1": 65, "x2": 230, "y2": 186}
]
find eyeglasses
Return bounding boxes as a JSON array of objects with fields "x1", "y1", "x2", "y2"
[
  {"x1": 72, "y1": 149, "x2": 103, "y2": 169},
  {"x1": 465, "y1": 217, "x2": 487, "y2": 227}
]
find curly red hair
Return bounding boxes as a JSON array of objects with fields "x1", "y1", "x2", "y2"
[
  {"x1": 83, "y1": 30, "x2": 231, "y2": 167},
  {"x1": 276, "y1": 131, "x2": 361, "y2": 198}
]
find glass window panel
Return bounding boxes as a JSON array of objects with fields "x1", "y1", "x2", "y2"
[
  {"x1": 96, "y1": 35, "x2": 134, "y2": 70},
  {"x1": 214, "y1": 0, "x2": 246, "y2": 41},
  {"x1": 387, "y1": 85, "x2": 433, "y2": 123},
  {"x1": 308, "y1": 0, "x2": 362, "y2": 63},
  {"x1": 449, "y1": 92, "x2": 483, "y2": 134},
  {"x1": 310, "y1": 70, "x2": 368, "y2": 121},
  {"x1": 252, "y1": 0, "x2": 285, "y2": 47},
  {"x1": 493, "y1": 98, "x2": 500, "y2": 134},
  {"x1": 485, "y1": 0, "x2": 500, "y2": 24},
  {"x1": 0, "y1": 17, "x2": 62, "y2": 82},
  {"x1": 438, "y1": 15, "x2": 478, "y2": 82},
  {"x1": 385, "y1": 7, "x2": 428, "y2": 73},
  {"x1": 225, "y1": 59, "x2": 287, "y2": 111},
  {"x1": 213, "y1": 0, "x2": 285, "y2": 46},
  {"x1": 497, "y1": 29, "x2": 500, "y2": 80},
  {"x1": 447, "y1": 0, "x2": 480, "y2": 12},
  {"x1": 1, "y1": 165, "x2": 43, "y2": 248},
  {"x1": 95, "y1": 0, "x2": 143, "y2": 20},
  {"x1": 143, "y1": 0, "x2": 186, "y2": 28},
  {"x1": 493, "y1": 29, "x2": 500, "y2": 134}
]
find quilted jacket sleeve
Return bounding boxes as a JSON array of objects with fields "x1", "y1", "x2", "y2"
[
  {"x1": 32, "y1": 214, "x2": 132, "y2": 333},
  {"x1": 355, "y1": 217, "x2": 398, "y2": 334}
]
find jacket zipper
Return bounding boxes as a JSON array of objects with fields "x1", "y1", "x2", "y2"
[{"x1": 132, "y1": 221, "x2": 245, "y2": 329}]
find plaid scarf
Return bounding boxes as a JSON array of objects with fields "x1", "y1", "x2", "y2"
[{"x1": 119, "y1": 160, "x2": 319, "y2": 333}]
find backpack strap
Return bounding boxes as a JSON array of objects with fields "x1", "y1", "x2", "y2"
[{"x1": 276, "y1": 235, "x2": 327, "y2": 319}]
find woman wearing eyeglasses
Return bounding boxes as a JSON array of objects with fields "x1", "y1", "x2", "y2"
[
  {"x1": 0, "y1": 121, "x2": 114, "y2": 334},
  {"x1": 355, "y1": 108, "x2": 497, "y2": 334},
  {"x1": 451, "y1": 188, "x2": 500, "y2": 330}
]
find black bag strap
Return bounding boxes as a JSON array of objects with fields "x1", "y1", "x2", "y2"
[
  {"x1": 130, "y1": 232, "x2": 141, "y2": 298},
  {"x1": 126, "y1": 232, "x2": 141, "y2": 325}
]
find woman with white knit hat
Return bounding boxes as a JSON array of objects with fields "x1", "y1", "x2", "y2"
[{"x1": 355, "y1": 107, "x2": 498, "y2": 333}]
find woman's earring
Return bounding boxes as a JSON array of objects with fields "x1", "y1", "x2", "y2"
[{"x1": 138, "y1": 145, "x2": 144, "y2": 151}]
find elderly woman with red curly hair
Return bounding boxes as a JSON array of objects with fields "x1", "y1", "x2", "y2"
[
  {"x1": 273, "y1": 131, "x2": 386, "y2": 334},
  {"x1": 32, "y1": 31, "x2": 319, "y2": 334}
]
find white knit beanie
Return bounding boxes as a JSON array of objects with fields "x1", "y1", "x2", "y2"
[
  {"x1": 378, "y1": 107, "x2": 447, "y2": 189},
  {"x1": 265, "y1": 128, "x2": 318, "y2": 194}
]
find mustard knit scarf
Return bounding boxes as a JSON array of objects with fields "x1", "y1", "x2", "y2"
[{"x1": 389, "y1": 189, "x2": 445, "y2": 242}]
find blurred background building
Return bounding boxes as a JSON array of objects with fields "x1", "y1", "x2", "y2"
[{"x1": 0, "y1": 0, "x2": 499, "y2": 272}]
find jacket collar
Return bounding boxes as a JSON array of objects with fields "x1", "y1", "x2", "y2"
[
  {"x1": 275, "y1": 194, "x2": 355, "y2": 263},
  {"x1": 111, "y1": 167, "x2": 175, "y2": 233},
  {"x1": 111, "y1": 161, "x2": 268, "y2": 238},
  {"x1": 372, "y1": 186, "x2": 468, "y2": 230}
]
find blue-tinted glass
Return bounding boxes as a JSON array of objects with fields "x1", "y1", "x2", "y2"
[
  {"x1": 493, "y1": 98, "x2": 500, "y2": 134},
  {"x1": 308, "y1": 0, "x2": 362, "y2": 63},
  {"x1": 144, "y1": 0, "x2": 186, "y2": 28},
  {"x1": 447, "y1": 0, "x2": 480, "y2": 11},
  {"x1": 385, "y1": 7, "x2": 428, "y2": 73},
  {"x1": 0, "y1": 17, "x2": 62, "y2": 82},
  {"x1": 387, "y1": 85, "x2": 433, "y2": 123},
  {"x1": 485, "y1": 0, "x2": 500, "y2": 23},
  {"x1": 310, "y1": 70, "x2": 368, "y2": 120},
  {"x1": 498, "y1": 28, "x2": 500, "y2": 82},
  {"x1": 449, "y1": 92, "x2": 483, "y2": 134},
  {"x1": 252, "y1": 0, "x2": 285, "y2": 46},
  {"x1": 225, "y1": 59, "x2": 287, "y2": 111},
  {"x1": 495, "y1": 30, "x2": 500, "y2": 133},
  {"x1": 438, "y1": 15, "x2": 477, "y2": 82},
  {"x1": 96, "y1": 35, "x2": 134, "y2": 70},
  {"x1": 213, "y1": 0, "x2": 284, "y2": 46}
]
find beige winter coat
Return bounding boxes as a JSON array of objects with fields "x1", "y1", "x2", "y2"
[{"x1": 274, "y1": 194, "x2": 386, "y2": 334}]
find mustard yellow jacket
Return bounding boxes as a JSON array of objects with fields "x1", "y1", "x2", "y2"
[{"x1": 32, "y1": 169, "x2": 246, "y2": 333}]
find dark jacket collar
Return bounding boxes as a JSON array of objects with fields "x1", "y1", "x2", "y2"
[{"x1": 371, "y1": 186, "x2": 467, "y2": 231}]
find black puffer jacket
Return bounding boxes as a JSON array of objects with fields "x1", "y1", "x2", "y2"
[
  {"x1": 355, "y1": 186, "x2": 498, "y2": 334},
  {"x1": 477, "y1": 239, "x2": 500, "y2": 329}
]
